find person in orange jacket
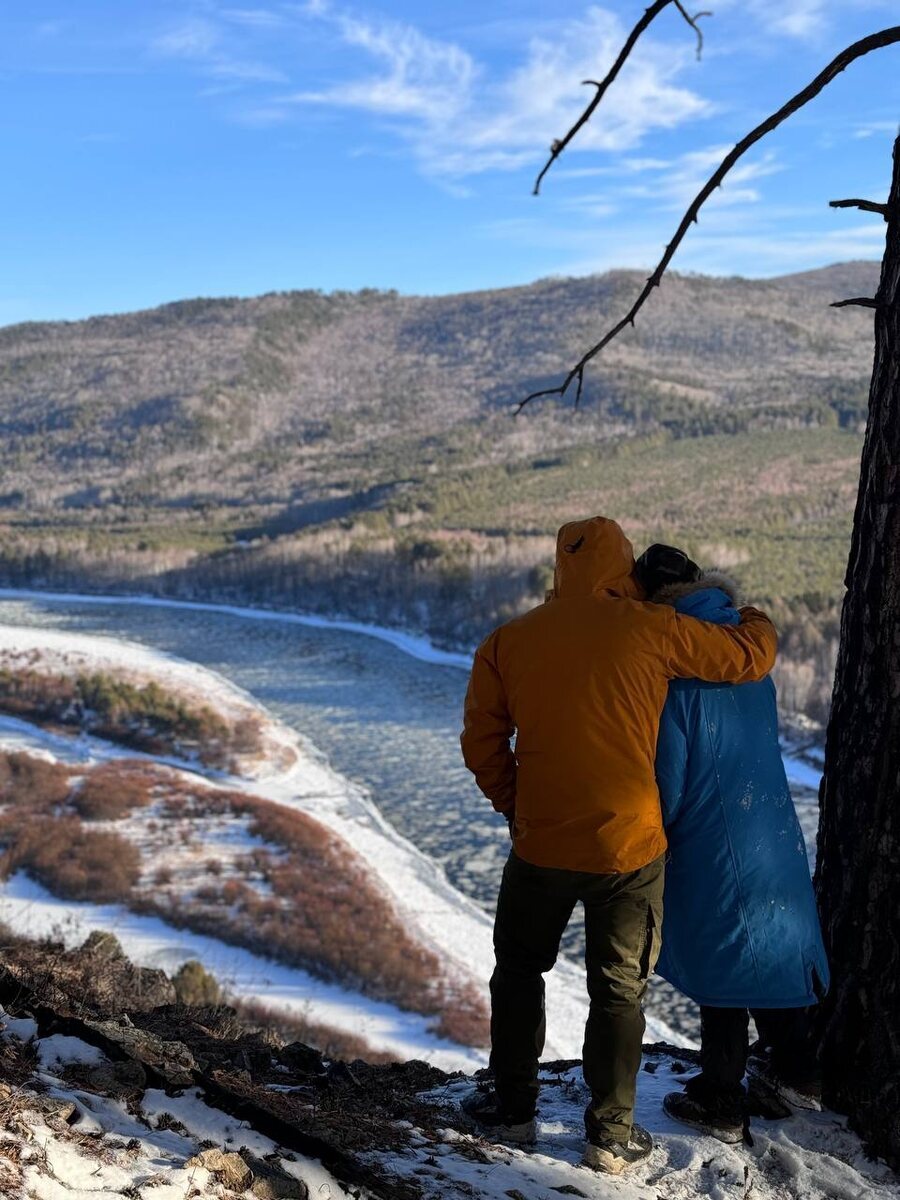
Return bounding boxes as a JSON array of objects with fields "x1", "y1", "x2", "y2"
[{"x1": 459, "y1": 518, "x2": 778, "y2": 1175}]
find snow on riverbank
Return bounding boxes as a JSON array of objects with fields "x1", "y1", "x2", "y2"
[
  {"x1": 0, "y1": 587, "x2": 473, "y2": 669},
  {"x1": 782, "y1": 751, "x2": 824, "y2": 793},
  {"x1": 0, "y1": 620, "x2": 682, "y2": 1065},
  {"x1": 0, "y1": 873, "x2": 481, "y2": 1072}
]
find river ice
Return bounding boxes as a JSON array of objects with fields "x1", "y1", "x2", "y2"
[{"x1": 0, "y1": 590, "x2": 822, "y2": 1043}]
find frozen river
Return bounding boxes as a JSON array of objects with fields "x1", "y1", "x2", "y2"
[
  {"x1": 0, "y1": 592, "x2": 821, "y2": 1040},
  {"x1": 0, "y1": 594, "x2": 508, "y2": 904}
]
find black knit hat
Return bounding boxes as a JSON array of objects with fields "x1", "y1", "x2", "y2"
[{"x1": 634, "y1": 543, "x2": 701, "y2": 595}]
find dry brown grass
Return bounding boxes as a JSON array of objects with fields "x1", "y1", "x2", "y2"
[
  {"x1": 2, "y1": 814, "x2": 141, "y2": 902},
  {"x1": 71, "y1": 760, "x2": 154, "y2": 821},
  {"x1": 0, "y1": 667, "x2": 263, "y2": 768},
  {"x1": 160, "y1": 789, "x2": 489, "y2": 1045},
  {"x1": 0, "y1": 751, "x2": 71, "y2": 812},
  {"x1": 233, "y1": 997, "x2": 398, "y2": 1064},
  {"x1": 0, "y1": 751, "x2": 490, "y2": 1048}
]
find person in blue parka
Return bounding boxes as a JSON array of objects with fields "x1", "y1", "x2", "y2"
[{"x1": 634, "y1": 544, "x2": 830, "y2": 1144}]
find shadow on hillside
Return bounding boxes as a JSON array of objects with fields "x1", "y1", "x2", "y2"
[{"x1": 235, "y1": 482, "x2": 402, "y2": 541}]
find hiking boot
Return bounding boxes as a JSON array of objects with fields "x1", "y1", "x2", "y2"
[
  {"x1": 459, "y1": 1089, "x2": 536, "y2": 1145},
  {"x1": 663, "y1": 1091, "x2": 744, "y2": 1144},
  {"x1": 747, "y1": 1059, "x2": 822, "y2": 1112},
  {"x1": 582, "y1": 1123, "x2": 653, "y2": 1175}
]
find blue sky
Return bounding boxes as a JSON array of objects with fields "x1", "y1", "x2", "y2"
[{"x1": 1, "y1": 0, "x2": 898, "y2": 323}]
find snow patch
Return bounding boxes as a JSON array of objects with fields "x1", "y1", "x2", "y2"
[{"x1": 36, "y1": 1035, "x2": 107, "y2": 1071}]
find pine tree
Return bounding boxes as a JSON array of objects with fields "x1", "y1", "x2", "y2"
[{"x1": 815, "y1": 134, "x2": 900, "y2": 1168}]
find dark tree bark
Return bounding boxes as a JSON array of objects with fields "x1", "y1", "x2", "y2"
[{"x1": 816, "y1": 133, "x2": 900, "y2": 1169}]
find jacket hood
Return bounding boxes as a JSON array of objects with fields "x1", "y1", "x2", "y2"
[
  {"x1": 652, "y1": 571, "x2": 741, "y2": 626},
  {"x1": 553, "y1": 516, "x2": 640, "y2": 600}
]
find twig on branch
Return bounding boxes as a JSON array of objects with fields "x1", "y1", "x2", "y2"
[
  {"x1": 518, "y1": 24, "x2": 900, "y2": 414},
  {"x1": 674, "y1": 0, "x2": 712, "y2": 58},
  {"x1": 532, "y1": 0, "x2": 711, "y2": 197},
  {"x1": 831, "y1": 297, "x2": 880, "y2": 309},
  {"x1": 830, "y1": 197, "x2": 891, "y2": 219}
]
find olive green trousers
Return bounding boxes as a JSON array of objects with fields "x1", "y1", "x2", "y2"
[{"x1": 489, "y1": 849, "x2": 664, "y2": 1143}]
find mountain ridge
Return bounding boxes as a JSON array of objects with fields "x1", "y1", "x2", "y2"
[
  {"x1": 0, "y1": 258, "x2": 880, "y2": 334},
  {"x1": 0, "y1": 260, "x2": 880, "y2": 722}
]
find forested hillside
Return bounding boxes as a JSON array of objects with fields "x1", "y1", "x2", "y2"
[{"x1": 0, "y1": 261, "x2": 880, "y2": 722}]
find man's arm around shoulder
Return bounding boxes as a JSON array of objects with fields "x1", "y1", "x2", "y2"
[{"x1": 667, "y1": 604, "x2": 778, "y2": 685}]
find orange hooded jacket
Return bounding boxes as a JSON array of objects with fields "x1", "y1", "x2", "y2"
[{"x1": 460, "y1": 517, "x2": 778, "y2": 874}]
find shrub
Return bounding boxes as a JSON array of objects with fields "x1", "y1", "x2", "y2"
[
  {"x1": 233, "y1": 998, "x2": 397, "y2": 1065},
  {"x1": 71, "y1": 761, "x2": 153, "y2": 820},
  {"x1": 149, "y1": 789, "x2": 491, "y2": 1046},
  {"x1": 0, "y1": 752, "x2": 71, "y2": 811},
  {"x1": 230, "y1": 716, "x2": 264, "y2": 757},
  {"x1": 8, "y1": 817, "x2": 140, "y2": 902},
  {"x1": 430, "y1": 981, "x2": 491, "y2": 1047},
  {"x1": 171, "y1": 960, "x2": 222, "y2": 1007},
  {"x1": 81, "y1": 930, "x2": 125, "y2": 960},
  {"x1": 0, "y1": 751, "x2": 491, "y2": 1049},
  {"x1": 0, "y1": 667, "x2": 260, "y2": 769},
  {"x1": 77, "y1": 672, "x2": 233, "y2": 766}
]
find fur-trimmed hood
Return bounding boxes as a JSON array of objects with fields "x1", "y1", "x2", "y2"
[{"x1": 651, "y1": 570, "x2": 740, "y2": 608}]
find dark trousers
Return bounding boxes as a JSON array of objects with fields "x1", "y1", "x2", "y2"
[
  {"x1": 688, "y1": 1006, "x2": 819, "y2": 1111},
  {"x1": 489, "y1": 850, "x2": 664, "y2": 1144}
]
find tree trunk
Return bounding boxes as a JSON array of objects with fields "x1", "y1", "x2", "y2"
[{"x1": 816, "y1": 133, "x2": 900, "y2": 1168}]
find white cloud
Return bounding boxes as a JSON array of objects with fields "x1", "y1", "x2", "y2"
[
  {"x1": 284, "y1": 5, "x2": 710, "y2": 179},
  {"x1": 758, "y1": 0, "x2": 828, "y2": 39},
  {"x1": 517, "y1": 212, "x2": 887, "y2": 281},
  {"x1": 724, "y1": 0, "x2": 895, "y2": 40},
  {"x1": 853, "y1": 120, "x2": 900, "y2": 140},
  {"x1": 625, "y1": 145, "x2": 783, "y2": 211},
  {"x1": 220, "y1": 8, "x2": 286, "y2": 28},
  {"x1": 154, "y1": 18, "x2": 221, "y2": 60},
  {"x1": 293, "y1": 12, "x2": 476, "y2": 122},
  {"x1": 152, "y1": 14, "x2": 288, "y2": 84},
  {"x1": 724, "y1": 0, "x2": 830, "y2": 39},
  {"x1": 670, "y1": 220, "x2": 888, "y2": 276}
]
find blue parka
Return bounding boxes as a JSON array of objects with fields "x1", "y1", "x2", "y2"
[{"x1": 654, "y1": 581, "x2": 829, "y2": 1009}]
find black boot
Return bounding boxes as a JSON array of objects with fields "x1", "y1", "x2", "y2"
[
  {"x1": 460, "y1": 1088, "x2": 537, "y2": 1146},
  {"x1": 663, "y1": 1090, "x2": 744, "y2": 1144},
  {"x1": 747, "y1": 1053, "x2": 822, "y2": 1112}
]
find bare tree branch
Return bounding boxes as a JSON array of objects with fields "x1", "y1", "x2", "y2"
[
  {"x1": 518, "y1": 25, "x2": 900, "y2": 414},
  {"x1": 674, "y1": 0, "x2": 713, "y2": 59},
  {"x1": 830, "y1": 297, "x2": 880, "y2": 309},
  {"x1": 830, "y1": 197, "x2": 892, "y2": 219},
  {"x1": 532, "y1": 0, "x2": 712, "y2": 197}
]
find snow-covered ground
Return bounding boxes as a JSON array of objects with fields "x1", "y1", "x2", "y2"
[
  {"x1": 0, "y1": 623, "x2": 681, "y2": 1069},
  {"x1": 3, "y1": 1006, "x2": 895, "y2": 1200},
  {"x1": 0, "y1": 1007, "x2": 351, "y2": 1200},
  {"x1": 782, "y1": 752, "x2": 823, "y2": 794},
  {"x1": 381, "y1": 1060, "x2": 900, "y2": 1200}
]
